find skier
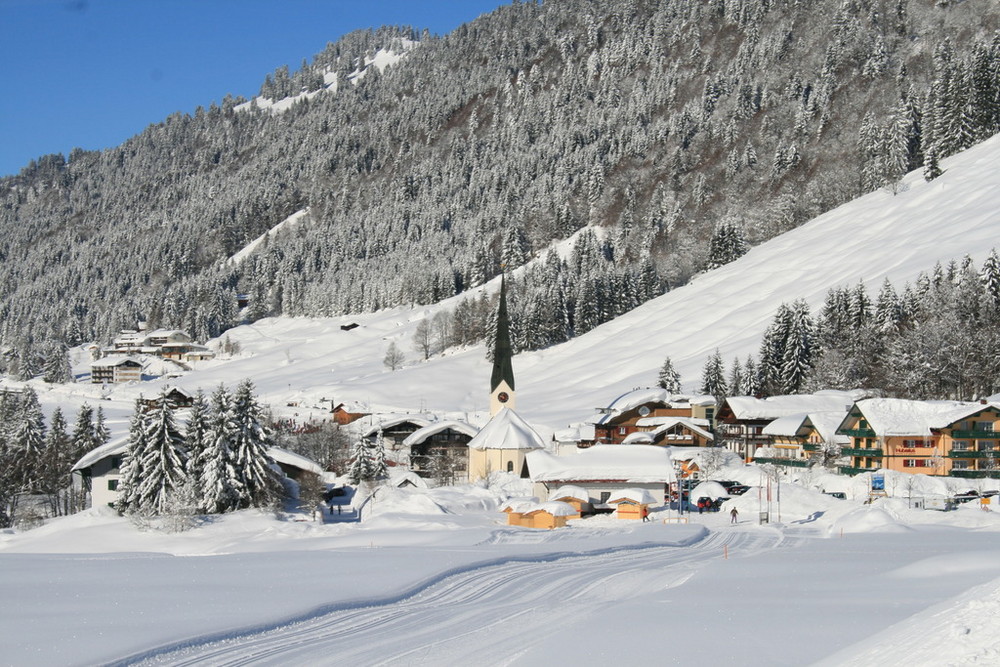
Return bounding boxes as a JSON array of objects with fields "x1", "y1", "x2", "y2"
[{"x1": 730, "y1": 507, "x2": 739, "y2": 524}]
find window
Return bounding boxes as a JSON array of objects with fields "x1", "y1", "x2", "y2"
[
  {"x1": 952, "y1": 460, "x2": 971, "y2": 470},
  {"x1": 506, "y1": 461, "x2": 514, "y2": 473},
  {"x1": 619, "y1": 426, "x2": 627, "y2": 435},
  {"x1": 107, "y1": 479, "x2": 118, "y2": 491},
  {"x1": 903, "y1": 459, "x2": 926, "y2": 468},
  {"x1": 600, "y1": 491, "x2": 611, "y2": 504},
  {"x1": 977, "y1": 421, "x2": 995, "y2": 432},
  {"x1": 953, "y1": 441, "x2": 970, "y2": 451}
]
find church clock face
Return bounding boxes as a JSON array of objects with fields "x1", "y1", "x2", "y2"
[{"x1": 497, "y1": 391, "x2": 510, "y2": 403}]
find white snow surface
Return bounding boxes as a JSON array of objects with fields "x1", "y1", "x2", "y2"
[{"x1": 4, "y1": 135, "x2": 1000, "y2": 665}]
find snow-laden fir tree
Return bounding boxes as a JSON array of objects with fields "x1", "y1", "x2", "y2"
[
  {"x1": 12, "y1": 387, "x2": 46, "y2": 494},
  {"x1": 200, "y1": 385, "x2": 243, "y2": 514},
  {"x1": 230, "y1": 379, "x2": 280, "y2": 509},
  {"x1": 347, "y1": 437, "x2": 374, "y2": 485},
  {"x1": 94, "y1": 406, "x2": 111, "y2": 448},
  {"x1": 71, "y1": 404, "x2": 100, "y2": 461},
  {"x1": 700, "y1": 349, "x2": 727, "y2": 404},
  {"x1": 41, "y1": 407, "x2": 72, "y2": 516},
  {"x1": 136, "y1": 391, "x2": 188, "y2": 515},
  {"x1": 183, "y1": 390, "x2": 211, "y2": 510},
  {"x1": 115, "y1": 398, "x2": 151, "y2": 515},
  {"x1": 371, "y1": 430, "x2": 388, "y2": 482},
  {"x1": 656, "y1": 356, "x2": 682, "y2": 392}
]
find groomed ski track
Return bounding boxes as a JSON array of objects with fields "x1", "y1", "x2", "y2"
[{"x1": 117, "y1": 527, "x2": 792, "y2": 666}]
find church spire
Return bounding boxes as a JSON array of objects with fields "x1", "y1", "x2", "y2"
[{"x1": 490, "y1": 275, "x2": 516, "y2": 416}]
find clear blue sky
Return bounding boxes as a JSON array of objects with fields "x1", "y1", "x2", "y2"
[{"x1": 0, "y1": 0, "x2": 508, "y2": 177}]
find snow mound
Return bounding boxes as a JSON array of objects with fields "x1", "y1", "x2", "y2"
[{"x1": 832, "y1": 507, "x2": 912, "y2": 534}]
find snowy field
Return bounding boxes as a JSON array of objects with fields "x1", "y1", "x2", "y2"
[
  {"x1": 2, "y1": 135, "x2": 999, "y2": 664},
  {"x1": 3, "y1": 476, "x2": 1000, "y2": 666}
]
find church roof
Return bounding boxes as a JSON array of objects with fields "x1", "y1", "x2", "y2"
[{"x1": 467, "y1": 407, "x2": 545, "y2": 451}]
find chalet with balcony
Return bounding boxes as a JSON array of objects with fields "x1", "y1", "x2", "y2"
[
  {"x1": 836, "y1": 399, "x2": 1000, "y2": 477},
  {"x1": 753, "y1": 410, "x2": 850, "y2": 468},
  {"x1": 592, "y1": 388, "x2": 716, "y2": 445},
  {"x1": 631, "y1": 416, "x2": 714, "y2": 447},
  {"x1": 716, "y1": 392, "x2": 861, "y2": 462},
  {"x1": 361, "y1": 415, "x2": 434, "y2": 451},
  {"x1": 402, "y1": 420, "x2": 479, "y2": 484},
  {"x1": 90, "y1": 356, "x2": 143, "y2": 384}
]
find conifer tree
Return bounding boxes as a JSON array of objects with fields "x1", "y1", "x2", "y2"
[
  {"x1": 200, "y1": 385, "x2": 242, "y2": 514},
  {"x1": 701, "y1": 349, "x2": 727, "y2": 403},
  {"x1": 41, "y1": 407, "x2": 71, "y2": 516},
  {"x1": 348, "y1": 437, "x2": 374, "y2": 485},
  {"x1": 657, "y1": 356, "x2": 682, "y2": 392},
  {"x1": 137, "y1": 392, "x2": 188, "y2": 515},
  {"x1": 230, "y1": 379, "x2": 279, "y2": 509},
  {"x1": 12, "y1": 387, "x2": 46, "y2": 494},
  {"x1": 115, "y1": 399, "x2": 151, "y2": 515},
  {"x1": 371, "y1": 430, "x2": 389, "y2": 481}
]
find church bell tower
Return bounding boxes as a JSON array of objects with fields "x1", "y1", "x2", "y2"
[{"x1": 490, "y1": 276, "x2": 516, "y2": 416}]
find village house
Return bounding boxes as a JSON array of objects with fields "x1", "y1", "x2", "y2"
[
  {"x1": 627, "y1": 415, "x2": 714, "y2": 447},
  {"x1": 403, "y1": 420, "x2": 479, "y2": 484},
  {"x1": 72, "y1": 441, "x2": 323, "y2": 508},
  {"x1": 525, "y1": 444, "x2": 674, "y2": 512},
  {"x1": 137, "y1": 386, "x2": 196, "y2": 411},
  {"x1": 836, "y1": 398, "x2": 1000, "y2": 478},
  {"x1": 361, "y1": 415, "x2": 434, "y2": 452},
  {"x1": 332, "y1": 402, "x2": 370, "y2": 425},
  {"x1": 90, "y1": 356, "x2": 143, "y2": 384},
  {"x1": 716, "y1": 391, "x2": 863, "y2": 462},
  {"x1": 592, "y1": 388, "x2": 716, "y2": 445},
  {"x1": 753, "y1": 411, "x2": 850, "y2": 468}
]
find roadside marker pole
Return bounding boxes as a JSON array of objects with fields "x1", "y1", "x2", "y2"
[{"x1": 724, "y1": 544, "x2": 729, "y2": 560}]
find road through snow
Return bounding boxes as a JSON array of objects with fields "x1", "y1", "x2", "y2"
[{"x1": 119, "y1": 527, "x2": 790, "y2": 666}]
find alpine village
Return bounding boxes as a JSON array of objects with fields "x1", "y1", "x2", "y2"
[{"x1": 3, "y1": 0, "x2": 1000, "y2": 664}]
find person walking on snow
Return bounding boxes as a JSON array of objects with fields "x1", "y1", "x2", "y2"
[{"x1": 730, "y1": 507, "x2": 739, "y2": 524}]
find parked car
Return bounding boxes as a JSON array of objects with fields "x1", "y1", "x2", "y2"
[{"x1": 823, "y1": 491, "x2": 846, "y2": 500}]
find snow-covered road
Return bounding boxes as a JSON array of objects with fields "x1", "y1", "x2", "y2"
[{"x1": 120, "y1": 527, "x2": 788, "y2": 666}]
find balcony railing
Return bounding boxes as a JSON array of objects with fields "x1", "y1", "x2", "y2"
[
  {"x1": 949, "y1": 451, "x2": 998, "y2": 459},
  {"x1": 951, "y1": 469, "x2": 999, "y2": 479},
  {"x1": 754, "y1": 456, "x2": 809, "y2": 468},
  {"x1": 840, "y1": 428, "x2": 876, "y2": 438},
  {"x1": 841, "y1": 447, "x2": 883, "y2": 458},
  {"x1": 802, "y1": 444, "x2": 820, "y2": 451},
  {"x1": 838, "y1": 465, "x2": 876, "y2": 476},
  {"x1": 951, "y1": 430, "x2": 998, "y2": 439}
]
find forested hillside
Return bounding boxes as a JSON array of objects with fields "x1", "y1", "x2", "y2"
[{"x1": 1, "y1": 0, "x2": 998, "y2": 371}]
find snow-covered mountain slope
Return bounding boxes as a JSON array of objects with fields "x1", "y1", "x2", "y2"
[{"x1": 70, "y1": 133, "x2": 1000, "y2": 436}]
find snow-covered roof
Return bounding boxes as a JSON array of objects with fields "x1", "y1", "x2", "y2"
[
  {"x1": 554, "y1": 423, "x2": 596, "y2": 443},
  {"x1": 594, "y1": 389, "x2": 718, "y2": 425},
  {"x1": 466, "y1": 408, "x2": 545, "y2": 451},
  {"x1": 526, "y1": 445, "x2": 675, "y2": 483},
  {"x1": 402, "y1": 420, "x2": 479, "y2": 446},
  {"x1": 807, "y1": 411, "x2": 852, "y2": 444},
  {"x1": 362, "y1": 414, "x2": 434, "y2": 438},
  {"x1": 644, "y1": 417, "x2": 714, "y2": 442},
  {"x1": 549, "y1": 485, "x2": 590, "y2": 503},
  {"x1": 848, "y1": 398, "x2": 998, "y2": 437},
  {"x1": 91, "y1": 356, "x2": 143, "y2": 368},
  {"x1": 724, "y1": 391, "x2": 861, "y2": 420},
  {"x1": 524, "y1": 501, "x2": 579, "y2": 517},
  {"x1": 621, "y1": 432, "x2": 655, "y2": 444},
  {"x1": 606, "y1": 488, "x2": 657, "y2": 505},
  {"x1": 499, "y1": 497, "x2": 538, "y2": 513},
  {"x1": 762, "y1": 413, "x2": 810, "y2": 437},
  {"x1": 266, "y1": 447, "x2": 324, "y2": 476},
  {"x1": 389, "y1": 470, "x2": 429, "y2": 489},
  {"x1": 71, "y1": 439, "x2": 127, "y2": 472}
]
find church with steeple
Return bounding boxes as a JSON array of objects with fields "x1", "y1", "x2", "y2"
[{"x1": 468, "y1": 276, "x2": 545, "y2": 482}]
